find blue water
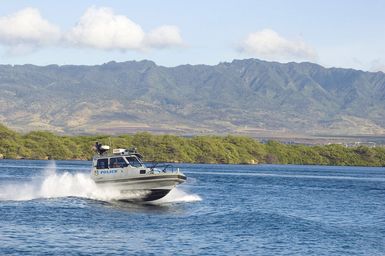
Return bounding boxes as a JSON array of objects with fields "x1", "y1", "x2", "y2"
[{"x1": 1, "y1": 160, "x2": 385, "y2": 255}]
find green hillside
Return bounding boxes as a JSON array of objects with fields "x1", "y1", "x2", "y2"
[{"x1": 1, "y1": 59, "x2": 385, "y2": 135}]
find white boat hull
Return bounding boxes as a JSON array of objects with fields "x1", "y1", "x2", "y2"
[
  {"x1": 94, "y1": 173, "x2": 186, "y2": 201},
  {"x1": 91, "y1": 148, "x2": 187, "y2": 201}
]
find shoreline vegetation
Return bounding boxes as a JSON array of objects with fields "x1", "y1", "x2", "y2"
[{"x1": 1, "y1": 124, "x2": 385, "y2": 167}]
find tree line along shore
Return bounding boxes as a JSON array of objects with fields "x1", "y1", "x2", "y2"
[{"x1": 0, "y1": 124, "x2": 385, "y2": 166}]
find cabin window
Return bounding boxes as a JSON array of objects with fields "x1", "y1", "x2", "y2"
[
  {"x1": 109, "y1": 157, "x2": 128, "y2": 168},
  {"x1": 96, "y1": 158, "x2": 108, "y2": 169},
  {"x1": 126, "y1": 156, "x2": 142, "y2": 167}
]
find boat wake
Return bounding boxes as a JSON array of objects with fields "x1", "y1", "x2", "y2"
[
  {"x1": 153, "y1": 187, "x2": 202, "y2": 204},
  {"x1": 0, "y1": 162, "x2": 201, "y2": 203}
]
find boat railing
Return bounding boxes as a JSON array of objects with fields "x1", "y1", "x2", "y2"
[{"x1": 148, "y1": 163, "x2": 180, "y2": 174}]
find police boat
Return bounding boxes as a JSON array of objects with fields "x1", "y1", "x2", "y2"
[{"x1": 91, "y1": 143, "x2": 186, "y2": 201}]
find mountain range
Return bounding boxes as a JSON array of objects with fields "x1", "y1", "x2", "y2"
[{"x1": 1, "y1": 59, "x2": 384, "y2": 136}]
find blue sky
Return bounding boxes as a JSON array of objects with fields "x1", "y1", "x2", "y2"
[{"x1": 0, "y1": 0, "x2": 384, "y2": 71}]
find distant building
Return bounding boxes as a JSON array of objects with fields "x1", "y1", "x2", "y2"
[{"x1": 345, "y1": 142, "x2": 377, "y2": 148}]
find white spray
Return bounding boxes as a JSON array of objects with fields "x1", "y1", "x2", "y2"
[
  {"x1": 155, "y1": 187, "x2": 202, "y2": 204},
  {"x1": 0, "y1": 161, "x2": 201, "y2": 203}
]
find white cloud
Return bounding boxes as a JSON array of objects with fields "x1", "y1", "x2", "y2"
[
  {"x1": 66, "y1": 7, "x2": 184, "y2": 51},
  {"x1": 0, "y1": 7, "x2": 61, "y2": 52},
  {"x1": 0, "y1": 6, "x2": 184, "y2": 55},
  {"x1": 145, "y1": 25, "x2": 183, "y2": 48},
  {"x1": 239, "y1": 29, "x2": 317, "y2": 62},
  {"x1": 66, "y1": 7, "x2": 145, "y2": 50}
]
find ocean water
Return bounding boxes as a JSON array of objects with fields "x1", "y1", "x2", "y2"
[{"x1": 0, "y1": 160, "x2": 384, "y2": 255}]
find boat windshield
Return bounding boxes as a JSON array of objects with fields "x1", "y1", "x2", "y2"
[
  {"x1": 126, "y1": 156, "x2": 142, "y2": 167},
  {"x1": 109, "y1": 157, "x2": 128, "y2": 168}
]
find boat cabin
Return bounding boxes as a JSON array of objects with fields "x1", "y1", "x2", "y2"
[{"x1": 93, "y1": 148, "x2": 145, "y2": 170}]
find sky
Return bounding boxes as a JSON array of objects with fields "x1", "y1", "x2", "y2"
[{"x1": 0, "y1": 0, "x2": 384, "y2": 71}]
